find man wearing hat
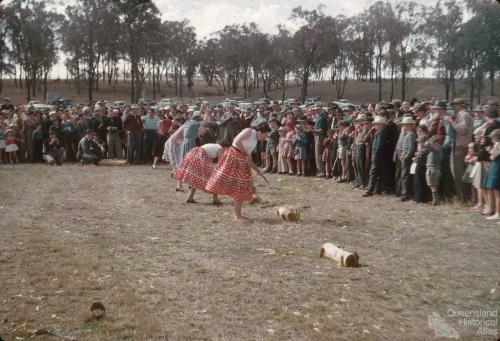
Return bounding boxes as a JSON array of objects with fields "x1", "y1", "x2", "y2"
[
  {"x1": 396, "y1": 116, "x2": 417, "y2": 201},
  {"x1": 141, "y1": 109, "x2": 160, "y2": 164},
  {"x1": 104, "y1": 108, "x2": 123, "y2": 159},
  {"x1": 472, "y1": 105, "x2": 485, "y2": 131},
  {"x1": 363, "y1": 115, "x2": 387, "y2": 197},
  {"x1": 352, "y1": 113, "x2": 372, "y2": 189},
  {"x1": 447, "y1": 98, "x2": 474, "y2": 201},
  {"x1": 123, "y1": 105, "x2": 144, "y2": 165},
  {"x1": 251, "y1": 107, "x2": 268, "y2": 166},
  {"x1": 313, "y1": 105, "x2": 328, "y2": 177}
]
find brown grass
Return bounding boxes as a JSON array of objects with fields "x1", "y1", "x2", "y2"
[
  {"x1": 0, "y1": 163, "x2": 498, "y2": 340},
  {"x1": 1, "y1": 78, "x2": 499, "y2": 105}
]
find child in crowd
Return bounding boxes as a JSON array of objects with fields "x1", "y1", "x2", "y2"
[
  {"x1": 463, "y1": 142, "x2": 477, "y2": 201},
  {"x1": 337, "y1": 121, "x2": 350, "y2": 183},
  {"x1": 322, "y1": 129, "x2": 334, "y2": 178},
  {"x1": 425, "y1": 136, "x2": 443, "y2": 206},
  {"x1": 412, "y1": 135, "x2": 429, "y2": 203},
  {"x1": 32, "y1": 123, "x2": 44, "y2": 162},
  {"x1": 293, "y1": 124, "x2": 308, "y2": 176},
  {"x1": 264, "y1": 118, "x2": 279, "y2": 173},
  {"x1": 483, "y1": 129, "x2": 500, "y2": 220},
  {"x1": 4, "y1": 128, "x2": 21, "y2": 163},
  {"x1": 277, "y1": 126, "x2": 288, "y2": 174}
]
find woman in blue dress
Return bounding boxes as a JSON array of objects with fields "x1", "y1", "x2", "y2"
[
  {"x1": 483, "y1": 128, "x2": 500, "y2": 220},
  {"x1": 178, "y1": 112, "x2": 208, "y2": 164}
]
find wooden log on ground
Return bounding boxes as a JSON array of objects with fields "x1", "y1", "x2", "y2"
[
  {"x1": 99, "y1": 159, "x2": 127, "y2": 166},
  {"x1": 320, "y1": 242, "x2": 359, "y2": 267}
]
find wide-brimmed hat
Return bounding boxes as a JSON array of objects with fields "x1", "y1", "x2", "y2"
[
  {"x1": 432, "y1": 101, "x2": 448, "y2": 110},
  {"x1": 472, "y1": 105, "x2": 484, "y2": 113},
  {"x1": 451, "y1": 98, "x2": 468, "y2": 107},
  {"x1": 372, "y1": 116, "x2": 387, "y2": 125},
  {"x1": 226, "y1": 102, "x2": 237, "y2": 108},
  {"x1": 354, "y1": 113, "x2": 369, "y2": 122},
  {"x1": 411, "y1": 103, "x2": 425, "y2": 112},
  {"x1": 398, "y1": 116, "x2": 416, "y2": 125}
]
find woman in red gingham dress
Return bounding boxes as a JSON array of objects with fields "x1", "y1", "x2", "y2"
[
  {"x1": 206, "y1": 127, "x2": 269, "y2": 222},
  {"x1": 175, "y1": 143, "x2": 224, "y2": 205}
]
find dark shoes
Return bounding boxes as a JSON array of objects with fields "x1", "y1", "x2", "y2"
[
  {"x1": 362, "y1": 192, "x2": 373, "y2": 197},
  {"x1": 400, "y1": 196, "x2": 410, "y2": 202}
]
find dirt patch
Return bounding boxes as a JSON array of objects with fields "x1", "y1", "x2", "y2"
[{"x1": 0, "y1": 164, "x2": 498, "y2": 340}]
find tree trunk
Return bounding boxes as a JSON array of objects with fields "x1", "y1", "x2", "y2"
[
  {"x1": 390, "y1": 65, "x2": 394, "y2": 101},
  {"x1": 152, "y1": 62, "x2": 156, "y2": 100},
  {"x1": 130, "y1": 61, "x2": 136, "y2": 103},
  {"x1": 469, "y1": 67, "x2": 474, "y2": 108},
  {"x1": 490, "y1": 69, "x2": 495, "y2": 96},
  {"x1": 43, "y1": 70, "x2": 49, "y2": 102},
  {"x1": 179, "y1": 65, "x2": 183, "y2": 98},
  {"x1": 26, "y1": 76, "x2": 31, "y2": 102},
  {"x1": 32, "y1": 72, "x2": 36, "y2": 98},
  {"x1": 300, "y1": 68, "x2": 309, "y2": 101},
  {"x1": 281, "y1": 75, "x2": 286, "y2": 104},
  {"x1": 19, "y1": 68, "x2": 23, "y2": 90}
]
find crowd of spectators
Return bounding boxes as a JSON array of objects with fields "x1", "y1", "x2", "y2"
[{"x1": 1, "y1": 95, "x2": 499, "y2": 220}]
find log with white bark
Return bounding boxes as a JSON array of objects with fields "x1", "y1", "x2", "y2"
[{"x1": 320, "y1": 242, "x2": 359, "y2": 267}]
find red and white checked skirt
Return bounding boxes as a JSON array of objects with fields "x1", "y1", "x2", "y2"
[
  {"x1": 174, "y1": 147, "x2": 213, "y2": 190},
  {"x1": 205, "y1": 147, "x2": 253, "y2": 202}
]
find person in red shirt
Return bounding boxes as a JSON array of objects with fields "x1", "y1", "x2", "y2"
[
  {"x1": 123, "y1": 106, "x2": 144, "y2": 165},
  {"x1": 152, "y1": 110, "x2": 173, "y2": 169}
]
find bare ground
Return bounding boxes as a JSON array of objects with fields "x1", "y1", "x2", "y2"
[{"x1": 0, "y1": 164, "x2": 498, "y2": 340}]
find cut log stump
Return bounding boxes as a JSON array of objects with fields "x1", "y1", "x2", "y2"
[{"x1": 320, "y1": 242, "x2": 359, "y2": 267}]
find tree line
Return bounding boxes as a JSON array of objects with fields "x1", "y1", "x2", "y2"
[{"x1": 0, "y1": 0, "x2": 498, "y2": 105}]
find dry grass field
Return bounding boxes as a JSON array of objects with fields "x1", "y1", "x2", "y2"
[
  {"x1": 1, "y1": 78, "x2": 499, "y2": 105},
  {"x1": 0, "y1": 163, "x2": 498, "y2": 340}
]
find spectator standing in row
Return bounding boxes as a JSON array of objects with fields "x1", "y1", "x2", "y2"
[
  {"x1": 142, "y1": 109, "x2": 160, "y2": 164},
  {"x1": 123, "y1": 106, "x2": 144, "y2": 165},
  {"x1": 448, "y1": 98, "x2": 474, "y2": 202}
]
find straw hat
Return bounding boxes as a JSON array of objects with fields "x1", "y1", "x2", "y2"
[
  {"x1": 372, "y1": 116, "x2": 387, "y2": 125},
  {"x1": 398, "y1": 116, "x2": 416, "y2": 125},
  {"x1": 354, "y1": 113, "x2": 369, "y2": 122}
]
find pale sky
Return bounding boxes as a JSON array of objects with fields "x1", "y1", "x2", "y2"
[{"x1": 3, "y1": 0, "x2": 437, "y2": 78}]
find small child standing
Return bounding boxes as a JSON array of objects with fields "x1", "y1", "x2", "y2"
[
  {"x1": 483, "y1": 129, "x2": 500, "y2": 220},
  {"x1": 322, "y1": 129, "x2": 334, "y2": 178},
  {"x1": 32, "y1": 123, "x2": 45, "y2": 162},
  {"x1": 277, "y1": 126, "x2": 288, "y2": 174},
  {"x1": 264, "y1": 118, "x2": 279, "y2": 173},
  {"x1": 293, "y1": 124, "x2": 308, "y2": 176},
  {"x1": 4, "y1": 129, "x2": 21, "y2": 164},
  {"x1": 425, "y1": 136, "x2": 443, "y2": 206}
]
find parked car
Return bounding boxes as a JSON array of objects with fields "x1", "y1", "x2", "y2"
[
  {"x1": 237, "y1": 102, "x2": 254, "y2": 111},
  {"x1": 112, "y1": 101, "x2": 127, "y2": 110},
  {"x1": 27, "y1": 101, "x2": 55, "y2": 113},
  {"x1": 334, "y1": 99, "x2": 354, "y2": 110}
]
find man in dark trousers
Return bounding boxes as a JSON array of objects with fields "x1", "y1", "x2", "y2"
[
  {"x1": 381, "y1": 108, "x2": 399, "y2": 195},
  {"x1": 363, "y1": 115, "x2": 387, "y2": 197},
  {"x1": 123, "y1": 105, "x2": 144, "y2": 165}
]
